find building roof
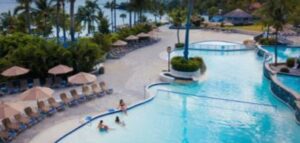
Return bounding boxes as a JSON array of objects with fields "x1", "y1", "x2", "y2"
[{"x1": 224, "y1": 9, "x2": 253, "y2": 18}]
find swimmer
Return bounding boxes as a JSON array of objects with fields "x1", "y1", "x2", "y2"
[
  {"x1": 98, "y1": 120, "x2": 109, "y2": 132},
  {"x1": 115, "y1": 116, "x2": 126, "y2": 126}
]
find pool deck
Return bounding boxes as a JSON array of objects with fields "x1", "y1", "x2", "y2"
[{"x1": 7, "y1": 25, "x2": 252, "y2": 143}]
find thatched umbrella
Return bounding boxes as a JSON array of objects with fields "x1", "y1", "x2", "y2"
[
  {"x1": 125, "y1": 35, "x2": 139, "y2": 41},
  {"x1": 0, "y1": 102, "x2": 20, "y2": 119},
  {"x1": 112, "y1": 40, "x2": 128, "y2": 47},
  {"x1": 48, "y1": 64, "x2": 73, "y2": 75},
  {"x1": 68, "y1": 72, "x2": 96, "y2": 85},
  {"x1": 1, "y1": 66, "x2": 29, "y2": 77},
  {"x1": 20, "y1": 87, "x2": 54, "y2": 101},
  {"x1": 137, "y1": 32, "x2": 150, "y2": 38}
]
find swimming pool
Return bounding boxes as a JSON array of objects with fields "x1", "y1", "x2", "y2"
[
  {"x1": 262, "y1": 46, "x2": 300, "y2": 62},
  {"x1": 277, "y1": 74, "x2": 300, "y2": 95},
  {"x1": 57, "y1": 42, "x2": 300, "y2": 143}
]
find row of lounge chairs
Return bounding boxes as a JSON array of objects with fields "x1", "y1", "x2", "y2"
[
  {"x1": 0, "y1": 77, "x2": 68, "y2": 96},
  {"x1": 108, "y1": 38, "x2": 161, "y2": 59},
  {"x1": 0, "y1": 82, "x2": 113, "y2": 142}
]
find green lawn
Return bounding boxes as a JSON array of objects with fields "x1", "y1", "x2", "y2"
[{"x1": 226, "y1": 24, "x2": 264, "y2": 32}]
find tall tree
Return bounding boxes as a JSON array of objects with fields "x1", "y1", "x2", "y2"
[
  {"x1": 261, "y1": 0, "x2": 293, "y2": 65},
  {"x1": 120, "y1": 13, "x2": 127, "y2": 24},
  {"x1": 33, "y1": 0, "x2": 54, "y2": 37},
  {"x1": 14, "y1": 0, "x2": 33, "y2": 34},
  {"x1": 76, "y1": 0, "x2": 100, "y2": 35},
  {"x1": 168, "y1": 8, "x2": 186, "y2": 44}
]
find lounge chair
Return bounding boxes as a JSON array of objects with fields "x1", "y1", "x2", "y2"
[
  {"x1": 48, "y1": 97, "x2": 65, "y2": 111},
  {"x1": 44, "y1": 77, "x2": 53, "y2": 87},
  {"x1": 24, "y1": 107, "x2": 44, "y2": 121},
  {"x1": 91, "y1": 83, "x2": 105, "y2": 97},
  {"x1": 99, "y1": 82, "x2": 113, "y2": 95},
  {"x1": 82, "y1": 85, "x2": 95, "y2": 100},
  {"x1": 70, "y1": 89, "x2": 86, "y2": 103},
  {"x1": 60, "y1": 93, "x2": 77, "y2": 107},
  {"x1": 37, "y1": 101, "x2": 56, "y2": 116},
  {"x1": 14, "y1": 113, "x2": 36, "y2": 127},
  {"x1": 32, "y1": 78, "x2": 41, "y2": 87},
  {"x1": 2, "y1": 118, "x2": 26, "y2": 133},
  {"x1": 0, "y1": 129, "x2": 17, "y2": 142},
  {"x1": 19, "y1": 79, "x2": 28, "y2": 92}
]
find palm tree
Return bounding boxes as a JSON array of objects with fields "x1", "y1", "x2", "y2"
[
  {"x1": 0, "y1": 11, "x2": 18, "y2": 33},
  {"x1": 120, "y1": 13, "x2": 127, "y2": 24},
  {"x1": 14, "y1": 0, "x2": 33, "y2": 34},
  {"x1": 168, "y1": 8, "x2": 186, "y2": 44},
  {"x1": 76, "y1": 0, "x2": 100, "y2": 35},
  {"x1": 33, "y1": 0, "x2": 54, "y2": 37},
  {"x1": 261, "y1": 0, "x2": 293, "y2": 65},
  {"x1": 69, "y1": 0, "x2": 76, "y2": 41},
  {"x1": 61, "y1": 0, "x2": 67, "y2": 44}
]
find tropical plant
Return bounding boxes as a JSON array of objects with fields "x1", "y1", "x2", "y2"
[
  {"x1": 14, "y1": 0, "x2": 33, "y2": 34},
  {"x1": 260, "y1": 0, "x2": 293, "y2": 65},
  {"x1": 33, "y1": 0, "x2": 54, "y2": 37},
  {"x1": 76, "y1": 0, "x2": 100, "y2": 35},
  {"x1": 0, "y1": 11, "x2": 19, "y2": 33},
  {"x1": 120, "y1": 13, "x2": 127, "y2": 24},
  {"x1": 168, "y1": 8, "x2": 186, "y2": 44}
]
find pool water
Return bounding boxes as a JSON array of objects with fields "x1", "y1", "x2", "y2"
[
  {"x1": 58, "y1": 44, "x2": 300, "y2": 143},
  {"x1": 190, "y1": 41, "x2": 243, "y2": 50},
  {"x1": 262, "y1": 46, "x2": 300, "y2": 62},
  {"x1": 277, "y1": 74, "x2": 300, "y2": 95}
]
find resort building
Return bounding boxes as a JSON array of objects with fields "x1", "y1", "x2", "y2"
[{"x1": 224, "y1": 8, "x2": 254, "y2": 25}]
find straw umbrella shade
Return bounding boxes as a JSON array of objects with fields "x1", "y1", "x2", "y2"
[
  {"x1": 0, "y1": 102, "x2": 20, "y2": 119},
  {"x1": 125, "y1": 35, "x2": 139, "y2": 41},
  {"x1": 68, "y1": 72, "x2": 96, "y2": 85},
  {"x1": 20, "y1": 87, "x2": 54, "y2": 101},
  {"x1": 137, "y1": 32, "x2": 150, "y2": 39},
  {"x1": 1, "y1": 66, "x2": 29, "y2": 77},
  {"x1": 112, "y1": 40, "x2": 128, "y2": 47},
  {"x1": 48, "y1": 64, "x2": 73, "y2": 75}
]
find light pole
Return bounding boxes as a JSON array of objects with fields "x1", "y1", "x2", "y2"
[
  {"x1": 167, "y1": 46, "x2": 172, "y2": 72},
  {"x1": 184, "y1": 0, "x2": 194, "y2": 60}
]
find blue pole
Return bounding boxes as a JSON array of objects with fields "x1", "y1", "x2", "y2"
[{"x1": 183, "y1": 0, "x2": 193, "y2": 60}]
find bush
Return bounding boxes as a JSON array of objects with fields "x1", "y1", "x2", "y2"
[
  {"x1": 175, "y1": 43, "x2": 184, "y2": 48},
  {"x1": 259, "y1": 38, "x2": 277, "y2": 45},
  {"x1": 280, "y1": 67, "x2": 290, "y2": 73},
  {"x1": 171, "y1": 56, "x2": 205, "y2": 72},
  {"x1": 286, "y1": 57, "x2": 296, "y2": 68}
]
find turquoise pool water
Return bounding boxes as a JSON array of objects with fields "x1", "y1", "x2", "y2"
[
  {"x1": 58, "y1": 44, "x2": 300, "y2": 143},
  {"x1": 262, "y1": 46, "x2": 300, "y2": 62},
  {"x1": 277, "y1": 74, "x2": 300, "y2": 95}
]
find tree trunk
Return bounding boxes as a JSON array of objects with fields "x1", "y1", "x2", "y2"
[
  {"x1": 26, "y1": 3, "x2": 31, "y2": 34},
  {"x1": 56, "y1": 1, "x2": 60, "y2": 44},
  {"x1": 129, "y1": 10, "x2": 132, "y2": 27},
  {"x1": 111, "y1": 6, "x2": 114, "y2": 32},
  {"x1": 177, "y1": 28, "x2": 180, "y2": 44},
  {"x1": 275, "y1": 30, "x2": 278, "y2": 66},
  {"x1": 70, "y1": 0, "x2": 76, "y2": 41},
  {"x1": 113, "y1": 0, "x2": 117, "y2": 31},
  {"x1": 267, "y1": 25, "x2": 270, "y2": 39},
  {"x1": 62, "y1": 0, "x2": 67, "y2": 43}
]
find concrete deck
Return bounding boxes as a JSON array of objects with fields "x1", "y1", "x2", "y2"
[{"x1": 5, "y1": 25, "x2": 252, "y2": 143}]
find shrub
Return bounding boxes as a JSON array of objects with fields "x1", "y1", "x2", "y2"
[
  {"x1": 286, "y1": 57, "x2": 296, "y2": 68},
  {"x1": 280, "y1": 67, "x2": 290, "y2": 73},
  {"x1": 175, "y1": 43, "x2": 184, "y2": 48},
  {"x1": 171, "y1": 56, "x2": 205, "y2": 72}
]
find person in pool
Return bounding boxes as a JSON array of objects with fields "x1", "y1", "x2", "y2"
[
  {"x1": 115, "y1": 116, "x2": 126, "y2": 126},
  {"x1": 118, "y1": 99, "x2": 127, "y2": 114},
  {"x1": 98, "y1": 120, "x2": 109, "y2": 132}
]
